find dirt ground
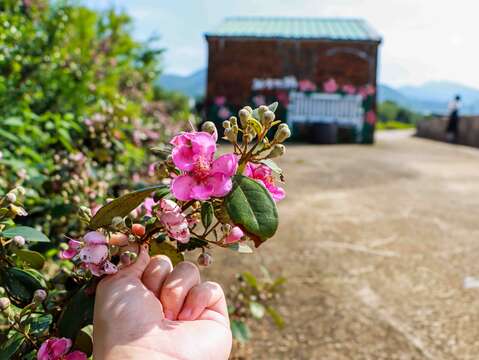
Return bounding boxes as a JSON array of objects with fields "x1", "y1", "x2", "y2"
[{"x1": 203, "y1": 130, "x2": 479, "y2": 359}]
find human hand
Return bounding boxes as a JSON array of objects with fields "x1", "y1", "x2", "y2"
[{"x1": 93, "y1": 243, "x2": 232, "y2": 360}]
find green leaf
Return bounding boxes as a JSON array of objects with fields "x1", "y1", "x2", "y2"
[
  {"x1": 200, "y1": 202, "x2": 213, "y2": 229},
  {"x1": 28, "y1": 314, "x2": 53, "y2": 335},
  {"x1": 266, "y1": 306, "x2": 285, "y2": 329},
  {"x1": 14, "y1": 250, "x2": 45, "y2": 270},
  {"x1": 224, "y1": 175, "x2": 278, "y2": 246},
  {"x1": 58, "y1": 285, "x2": 95, "y2": 339},
  {"x1": 228, "y1": 243, "x2": 253, "y2": 253},
  {"x1": 259, "y1": 159, "x2": 283, "y2": 175},
  {"x1": 150, "y1": 241, "x2": 184, "y2": 266},
  {"x1": 0, "y1": 332, "x2": 25, "y2": 359},
  {"x1": 249, "y1": 301, "x2": 265, "y2": 319},
  {"x1": 2, "y1": 267, "x2": 44, "y2": 305},
  {"x1": 268, "y1": 101, "x2": 279, "y2": 113},
  {"x1": 73, "y1": 326, "x2": 93, "y2": 357},
  {"x1": 241, "y1": 271, "x2": 258, "y2": 289},
  {"x1": 2, "y1": 226, "x2": 50, "y2": 243},
  {"x1": 231, "y1": 320, "x2": 251, "y2": 343},
  {"x1": 89, "y1": 185, "x2": 167, "y2": 229}
]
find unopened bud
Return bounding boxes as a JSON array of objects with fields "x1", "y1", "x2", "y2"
[
  {"x1": 111, "y1": 216, "x2": 124, "y2": 229},
  {"x1": 238, "y1": 109, "x2": 249, "y2": 127},
  {"x1": 262, "y1": 110, "x2": 275, "y2": 126},
  {"x1": 274, "y1": 124, "x2": 291, "y2": 143},
  {"x1": 12, "y1": 235, "x2": 25, "y2": 247},
  {"x1": 79, "y1": 206, "x2": 92, "y2": 220},
  {"x1": 9, "y1": 204, "x2": 28, "y2": 216},
  {"x1": 229, "y1": 116, "x2": 238, "y2": 126},
  {"x1": 258, "y1": 105, "x2": 268, "y2": 119},
  {"x1": 15, "y1": 186, "x2": 26, "y2": 196},
  {"x1": 222, "y1": 120, "x2": 231, "y2": 129},
  {"x1": 131, "y1": 223, "x2": 145, "y2": 237},
  {"x1": 267, "y1": 144, "x2": 286, "y2": 158},
  {"x1": 197, "y1": 252, "x2": 213, "y2": 267},
  {"x1": 201, "y1": 121, "x2": 217, "y2": 138},
  {"x1": 0, "y1": 297, "x2": 10, "y2": 311},
  {"x1": 6, "y1": 192, "x2": 16, "y2": 203},
  {"x1": 33, "y1": 289, "x2": 47, "y2": 302},
  {"x1": 120, "y1": 251, "x2": 137, "y2": 266},
  {"x1": 225, "y1": 125, "x2": 238, "y2": 143},
  {"x1": 244, "y1": 106, "x2": 253, "y2": 114}
]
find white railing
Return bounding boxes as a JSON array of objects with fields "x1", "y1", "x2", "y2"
[{"x1": 287, "y1": 92, "x2": 364, "y2": 127}]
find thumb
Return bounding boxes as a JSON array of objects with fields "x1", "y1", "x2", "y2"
[{"x1": 119, "y1": 244, "x2": 150, "y2": 278}]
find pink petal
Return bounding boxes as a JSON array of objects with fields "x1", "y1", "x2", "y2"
[
  {"x1": 50, "y1": 337, "x2": 72, "y2": 358},
  {"x1": 205, "y1": 173, "x2": 233, "y2": 198},
  {"x1": 37, "y1": 340, "x2": 50, "y2": 360},
  {"x1": 266, "y1": 184, "x2": 286, "y2": 202},
  {"x1": 60, "y1": 248, "x2": 78, "y2": 260},
  {"x1": 83, "y1": 231, "x2": 107, "y2": 245},
  {"x1": 78, "y1": 244, "x2": 108, "y2": 265},
  {"x1": 101, "y1": 261, "x2": 118, "y2": 275},
  {"x1": 224, "y1": 226, "x2": 244, "y2": 244},
  {"x1": 244, "y1": 162, "x2": 256, "y2": 177},
  {"x1": 84, "y1": 263, "x2": 103, "y2": 277},
  {"x1": 161, "y1": 211, "x2": 185, "y2": 227},
  {"x1": 160, "y1": 199, "x2": 181, "y2": 213},
  {"x1": 190, "y1": 132, "x2": 216, "y2": 159},
  {"x1": 65, "y1": 351, "x2": 88, "y2": 360},
  {"x1": 172, "y1": 145, "x2": 196, "y2": 172},
  {"x1": 171, "y1": 175, "x2": 196, "y2": 201},
  {"x1": 211, "y1": 154, "x2": 238, "y2": 177},
  {"x1": 170, "y1": 132, "x2": 190, "y2": 147},
  {"x1": 190, "y1": 180, "x2": 214, "y2": 201},
  {"x1": 68, "y1": 239, "x2": 81, "y2": 250}
]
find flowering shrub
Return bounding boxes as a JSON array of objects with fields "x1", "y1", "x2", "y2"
[{"x1": 0, "y1": 102, "x2": 290, "y2": 358}]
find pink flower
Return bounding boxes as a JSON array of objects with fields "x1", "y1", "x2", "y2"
[
  {"x1": 60, "y1": 232, "x2": 117, "y2": 277},
  {"x1": 217, "y1": 106, "x2": 231, "y2": 120},
  {"x1": 358, "y1": 84, "x2": 376, "y2": 99},
  {"x1": 37, "y1": 337, "x2": 87, "y2": 360},
  {"x1": 245, "y1": 163, "x2": 285, "y2": 202},
  {"x1": 214, "y1": 96, "x2": 226, "y2": 106},
  {"x1": 365, "y1": 110, "x2": 377, "y2": 125},
  {"x1": 143, "y1": 197, "x2": 157, "y2": 216},
  {"x1": 342, "y1": 84, "x2": 356, "y2": 95},
  {"x1": 298, "y1": 79, "x2": 317, "y2": 92},
  {"x1": 224, "y1": 226, "x2": 244, "y2": 244},
  {"x1": 158, "y1": 199, "x2": 190, "y2": 243},
  {"x1": 170, "y1": 131, "x2": 238, "y2": 201},
  {"x1": 323, "y1": 78, "x2": 338, "y2": 93}
]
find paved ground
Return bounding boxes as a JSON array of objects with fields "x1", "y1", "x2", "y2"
[{"x1": 205, "y1": 130, "x2": 479, "y2": 359}]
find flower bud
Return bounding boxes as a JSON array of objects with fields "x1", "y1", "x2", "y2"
[
  {"x1": 33, "y1": 289, "x2": 47, "y2": 303},
  {"x1": 14, "y1": 186, "x2": 26, "y2": 196},
  {"x1": 262, "y1": 110, "x2": 275, "y2": 127},
  {"x1": 0, "y1": 297, "x2": 10, "y2": 311},
  {"x1": 111, "y1": 216, "x2": 124, "y2": 229},
  {"x1": 197, "y1": 252, "x2": 213, "y2": 267},
  {"x1": 273, "y1": 124, "x2": 291, "y2": 143},
  {"x1": 225, "y1": 125, "x2": 238, "y2": 143},
  {"x1": 9, "y1": 204, "x2": 28, "y2": 217},
  {"x1": 201, "y1": 121, "x2": 217, "y2": 139},
  {"x1": 267, "y1": 144, "x2": 286, "y2": 158},
  {"x1": 12, "y1": 235, "x2": 25, "y2": 247},
  {"x1": 258, "y1": 105, "x2": 268, "y2": 119},
  {"x1": 229, "y1": 116, "x2": 238, "y2": 126},
  {"x1": 238, "y1": 109, "x2": 249, "y2": 127},
  {"x1": 222, "y1": 120, "x2": 231, "y2": 129},
  {"x1": 131, "y1": 223, "x2": 146, "y2": 237},
  {"x1": 78, "y1": 206, "x2": 92, "y2": 219},
  {"x1": 244, "y1": 106, "x2": 253, "y2": 114},
  {"x1": 6, "y1": 192, "x2": 16, "y2": 203}
]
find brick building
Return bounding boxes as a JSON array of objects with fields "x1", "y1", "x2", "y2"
[{"x1": 204, "y1": 17, "x2": 382, "y2": 143}]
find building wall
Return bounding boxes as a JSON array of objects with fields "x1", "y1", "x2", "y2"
[
  {"x1": 205, "y1": 37, "x2": 379, "y2": 107},
  {"x1": 416, "y1": 117, "x2": 479, "y2": 148}
]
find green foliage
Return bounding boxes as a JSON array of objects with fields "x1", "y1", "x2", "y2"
[
  {"x1": 378, "y1": 100, "x2": 421, "y2": 124},
  {"x1": 376, "y1": 120, "x2": 415, "y2": 130},
  {"x1": 225, "y1": 175, "x2": 279, "y2": 246}
]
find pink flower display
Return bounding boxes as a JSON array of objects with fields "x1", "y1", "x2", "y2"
[
  {"x1": 157, "y1": 199, "x2": 190, "y2": 243},
  {"x1": 245, "y1": 163, "x2": 285, "y2": 202},
  {"x1": 298, "y1": 79, "x2": 317, "y2": 92},
  {"x1": 60, "y1": 231, "x2": 117, "y2": 277},
  {"x1": 358, "y1": 84, "x2": 376, "y2": 99},
  {"x1": 342, "y1": 84, "x2": 356, "y2": 95},
  {"x1": 37, "y1": 337, "x2": 87, "y2": 360},
  {"x1": 223, "y1": 226, "x2": 244, "y2": 244},
  {"x1": 323, "y1": 78, "x2": 338, "y2": 93},
  {"x1": 170, "y1": 131, "x2": 238, "y2": 201},
  {"x1": 214, "y1": 96, "x2": 226, "y2": 106},
  {"x1": 365, "y1": 110, "x2": 377, "y2": 125}
]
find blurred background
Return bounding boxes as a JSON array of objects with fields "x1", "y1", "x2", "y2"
[{"x1": 1, "y1": 0, "x2": 479, "y2": 359}]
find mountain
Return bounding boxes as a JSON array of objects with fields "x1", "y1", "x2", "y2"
[
  {"x1": 157, "y1": 69, "x2": 206, "y2": 98},
  {"x1": 158, "y1": 69, "x2": 479, "y2": 115}
]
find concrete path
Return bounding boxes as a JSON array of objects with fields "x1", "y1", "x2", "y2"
[{"x1": 207, "y1": 131, "x2": 479, "y2": 359}]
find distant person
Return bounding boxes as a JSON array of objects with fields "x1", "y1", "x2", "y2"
[{"x1": 446, "y1": 95, "x2": 461, "y2": 142}]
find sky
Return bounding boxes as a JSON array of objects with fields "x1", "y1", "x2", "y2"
[{"x1": 85, "y1": 0, "x2": 479, "y2": 89}]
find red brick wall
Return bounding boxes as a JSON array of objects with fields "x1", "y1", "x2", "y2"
[{"x1": 205, "y1": 37, "x2": 380, "y2": 106}]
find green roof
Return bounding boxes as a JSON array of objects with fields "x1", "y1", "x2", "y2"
[{"x1": 206, "y1": 17, "x2": 381, "y2": 42}]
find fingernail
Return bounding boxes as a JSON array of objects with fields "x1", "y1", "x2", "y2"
[
  {"x1": 179, "y1": 308, "x2": 191, "y2": 320},
  {"x1": 165, "y1": 310, "x2": 175, "y2": 321}
]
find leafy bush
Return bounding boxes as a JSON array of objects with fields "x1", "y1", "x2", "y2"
[
  {"x1": 378, "y1": 100, "x2": 421, "y2": 124},
  {"x1": 0, "y1": 0, "x2": 189, "y2": 241}
]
